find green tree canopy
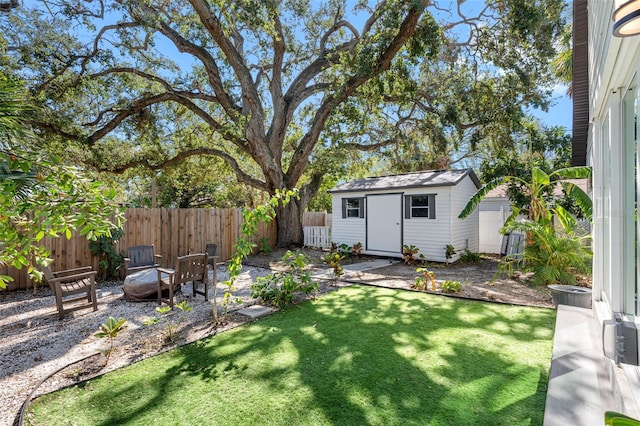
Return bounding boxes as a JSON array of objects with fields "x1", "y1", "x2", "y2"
[
  {"x1": 0, "y1": 73, "x2": 124, "y2": 290},
  {"x1": 1, "y1": 0, "x2": 566, "y2": 245}
]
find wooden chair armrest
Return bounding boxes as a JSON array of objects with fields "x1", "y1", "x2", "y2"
[
  {"x1": 53, "y1": 266, "x2": 92, "y2": 277},
  {"x1": 49, "y1": 270, "x2": 97, "y2": 284},
  {"x1": 156, "y1": 267, "x2": 174, "y2": 277}
]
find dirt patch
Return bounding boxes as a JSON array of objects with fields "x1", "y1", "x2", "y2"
[{"x1": 245, "y1": 248, "x2": 556, "y2": 309}]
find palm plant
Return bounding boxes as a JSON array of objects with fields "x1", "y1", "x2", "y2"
[
  {"x1": 459, "y1": 165, "x2": 592, "y2": 226},
  {"x1": 0, "y1": 74, "x2": 38, "y2": 200},
  {"x1": 459, "y1": 166, "x2": 593, "y2": 286},
  {"x1": 502, "y1": 218, "x2": 592, "y2": 286},
  {"x1": 0, "y1": 74, "x2": 31, "y2": 142}
]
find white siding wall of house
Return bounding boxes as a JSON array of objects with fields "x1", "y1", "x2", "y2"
[
  {"x1": 330, "y1": 171, "x2": 480, "y2": 262},
  {"x1": 402, "y1": 187, "x2": 451, "y2": 262},
  {"x1": 331, "y1": 191, "x2": 367, "y2": 247},
  {"x1": 450, "y1": 176, "x2": 480, "y2": 257},
  {"x1": 588, "y1": 0, "x2": 640, "y2": 417}
]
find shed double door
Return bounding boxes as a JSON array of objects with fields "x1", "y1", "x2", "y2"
[{"x1": 366, "y1": 193, "x2": 402, "y2": 253}]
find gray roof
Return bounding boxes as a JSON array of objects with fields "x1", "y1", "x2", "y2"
[{"x1": 328, "y1": 169, "x2": 481, "y2": 193}]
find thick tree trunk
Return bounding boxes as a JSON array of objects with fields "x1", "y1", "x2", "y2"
[
  {"x1": 275, "y1": 197, "x2": 305, "y2": 247},
  {"x1": 273, "y1": 174, "x2": 322, "y2": 247}
]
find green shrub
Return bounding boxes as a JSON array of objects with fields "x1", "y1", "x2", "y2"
[
  {"x1": 89, "y1": 227, "x2": 125, "y2": 279},
  {"x1": 331, "y1": 242, "x2": 351, "y2": 257},
  {"x1": 251, "y1": 250, "x2": 318, "y2": 307},
  {"x1": 459, "y1": 249, "x2": 482, "y2": 263},
  {"x1": 258, "y1": 237, "x2": 272, "y2": 254},
  {"x1": 143, "y1": 301, "x2": 193, "y2": 343},
  {"x1": 441, "y1": 280, "x2": 462, "y2": 293}
]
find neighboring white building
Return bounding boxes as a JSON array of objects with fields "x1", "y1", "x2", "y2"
[
  {"x1": 328, "y1": 169, "x2": 480, "y2": 262},
  {"x1": 478, "y1": 184, "x2": 511, "y2": 254},
  {"x1": 478, "y1": 179, "x2": 590, "y2": 254}
]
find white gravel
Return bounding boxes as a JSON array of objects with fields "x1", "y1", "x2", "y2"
[{"x1": 0, "y1": 265, "x2": 277, "y2": 426}]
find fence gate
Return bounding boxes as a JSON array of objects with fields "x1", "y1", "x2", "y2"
[{"x1": 304, "y1": 226, "x2": 332, "y2": 248}]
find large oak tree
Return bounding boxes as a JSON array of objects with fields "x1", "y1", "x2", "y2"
[{"x1": 1, "y1": 0, "x2": 565, "y2": 246}]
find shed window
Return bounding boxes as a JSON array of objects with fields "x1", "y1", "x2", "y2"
[
  {"x1": 404, "y1": 194, "x2": 436, "y2": 219},
  {"x1": 342, "y1": 197, "x2": 365, "y2": 218}
]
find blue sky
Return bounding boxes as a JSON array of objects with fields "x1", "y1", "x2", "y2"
[{"x1": 529, "y1": 84, "x2": 573, "y2": 133}]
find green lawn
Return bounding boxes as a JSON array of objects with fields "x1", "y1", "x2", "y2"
[{"x1": 27, "y1": 286, "x2": 556, "y2": 426}]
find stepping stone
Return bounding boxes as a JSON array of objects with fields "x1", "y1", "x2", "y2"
[
  {"x1": 238, "y1": 305, "x2": 274, "y2": 319},
  {"x1": 342, "y1": 259, "x2": 399, "y2": 272}
]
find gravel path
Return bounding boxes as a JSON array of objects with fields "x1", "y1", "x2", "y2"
[{"x1": 0, "y1": 265, "x2": 279, "y2": 426}]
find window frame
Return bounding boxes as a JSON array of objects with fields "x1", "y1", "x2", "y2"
[
  {"x1": 404, "y1": 194, "x2": 436, "y2": 219},
  {"x1": 341, "y1": 197, "x2": 365, "y2": 219}
]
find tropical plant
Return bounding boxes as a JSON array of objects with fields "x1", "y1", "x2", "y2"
[
  {"x1": 323, "y1": 252, "x2": 345, "y2": 284},
  {"x1": 251, "y1": 250, "x2": 318, "y2": 308},
  {"x1": 444, "y1": 244, "x2": 456, "y2": 264},
  {"x1": 143, "y1": 301, "x2": 193, "y2": 343},
  {"x1": 402, "y1": 245, "x2": 420, "y2": 266},
  {"x1": 414, "y1": 267, "x2": 436, "y2": 291},
  {"x1": 94, "y1": 317, "x2": 128, "y2": 365},
  {"x1": 502, "y1": 218, "x2": 592, "y2": 286},
  {"x1": 331, "y1": 243, "x2": 352, "y2": 258},
  {"x1": 89, "y1": 227, "x2": 125, "y2": 280},
  {"x1": 441, "y1": 280, "x2": 462, "y2": 293},
  {"x1": 459, "y1": 166, "x2": 592, "y2": 286},
  {"x1": 460, "y1": 166, "x2": 592, "y2": 226}
]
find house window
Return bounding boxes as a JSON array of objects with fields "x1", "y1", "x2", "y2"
[
  {"x1": 404, "y1": 194, "x2": 436, "y2": 219},
  {"x1": 341, "y1": 197, "x2": 365, "y2": 218}
]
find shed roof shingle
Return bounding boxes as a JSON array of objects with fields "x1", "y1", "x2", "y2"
[{"x1": 328, "y1": 169, "x2": 481, "y2": 193}]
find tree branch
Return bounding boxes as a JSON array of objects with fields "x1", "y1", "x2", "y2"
[
  {"x1": 287, "y1": 1, "x2": 428, "y2": 184},
  {"x1": 188, "y1": 0, "x2": 264, "y2": 126},
  {"x1": 104, "y1": 147, "x2": 268, "y2": 192}
]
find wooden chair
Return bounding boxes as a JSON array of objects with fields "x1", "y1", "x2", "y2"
[
  {"x1": 41, "y1": 266, "x2": 98, "y2": 320},
  {"x1": 205, "y1": 243, "x2": 218, "y2": 265},
  {"x1": 124, "y1": 245, "x2": 162, "y2": 276},
  {"x1": 157, "y1": 253, "x2": 209, "y2": 308},
  {"x1": 204, "y1": 243, "x2": 220, "y2": 301}
]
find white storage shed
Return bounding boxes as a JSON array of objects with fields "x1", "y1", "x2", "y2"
[{"x1": 328, "y1": 169, "x2": 481, "y2": 262}]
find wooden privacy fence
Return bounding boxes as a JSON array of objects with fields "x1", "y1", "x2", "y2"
[{"x1": 2, "y1": 209, "x2": 328, "y2": 291}]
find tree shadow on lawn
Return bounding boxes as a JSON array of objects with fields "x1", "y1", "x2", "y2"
[{"x1": 29, "y1": 285, "x2": 555, "y2": 425}]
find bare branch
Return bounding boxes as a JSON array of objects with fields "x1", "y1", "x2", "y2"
[
  {"x1": 104, "y1": 147, "x2": 268, "y2": 191},
  {"x1": 287, "y1": 1, "x2": 428, "y2": 183},
  {"x1": 342, "y1": 138, "x2": 399, "y2": 151},
  {"x1": 188, "y1": 0, "x2": 264, "y2": 122},
  {"x1": 319, "y1": 20, "x2": 359, "y2": 56}
]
